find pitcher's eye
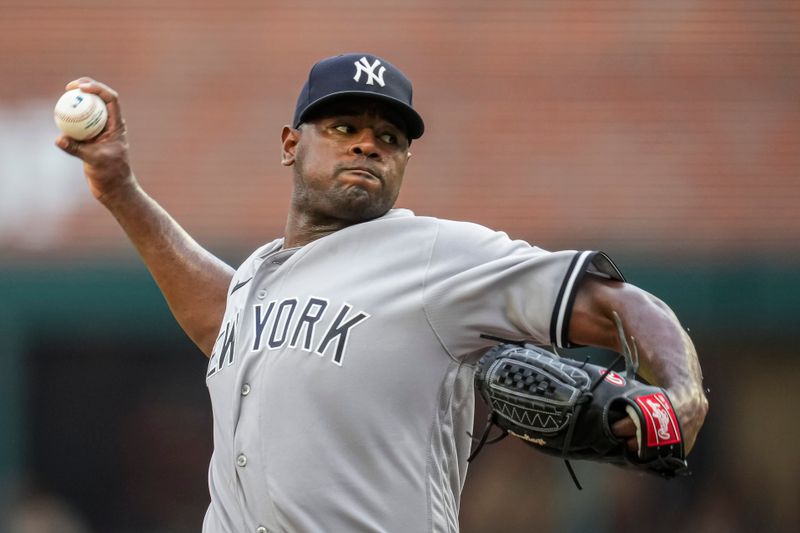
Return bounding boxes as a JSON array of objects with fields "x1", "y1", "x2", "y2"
[
  {"x1": 334, "y1": 125, "x2": 353, "y2": 134},
  {"x1": 380, "y1": 133, "x2": 397, "y2": 144}
]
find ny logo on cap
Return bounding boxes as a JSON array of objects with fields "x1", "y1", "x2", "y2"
[{"x1": 353, "y1": 57, "x2": 386, "y2": 87}]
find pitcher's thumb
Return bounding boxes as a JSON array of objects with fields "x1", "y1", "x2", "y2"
[{"x1": 56, "y1": 136, "x2": 86, "y2": 159}]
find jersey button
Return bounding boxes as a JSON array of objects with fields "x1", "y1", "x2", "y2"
[
  {"x1": 237, "y1": 454, "x2": 247, "y2": 467},
  {"x1": 241, "y1": 383, "x2": 251, "y2": 396},
  {"x1": 257, "y1": 289, "x2": 267, "y2": 299},
  {"x1": 256, "y1": 527, "x2": 267, "y2": 533}
]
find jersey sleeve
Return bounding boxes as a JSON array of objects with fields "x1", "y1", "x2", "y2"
[{"x1": 422, "y1": 220, "x2": 624, "y2": 359}]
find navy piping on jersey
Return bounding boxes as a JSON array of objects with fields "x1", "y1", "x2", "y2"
[{"x1": 550, "y1": 251, "x2": 625, "y2": 349}]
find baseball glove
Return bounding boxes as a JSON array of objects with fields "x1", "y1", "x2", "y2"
[{"x1": 470, "y1": 313, "x2": 688, "y2": 488}]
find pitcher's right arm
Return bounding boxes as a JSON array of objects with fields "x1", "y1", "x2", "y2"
[{"x1": 56, "y1": 78, "x2": 233, "y2": 357}]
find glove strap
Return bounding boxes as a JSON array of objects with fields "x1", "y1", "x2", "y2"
[
  {"x1": 564, "y1": 460, "x2": 582, "y2": 490},
  {"x1": 612, "y1": 311, "x2": 639, "y2": 379},
  {"x1": 467, "y1": 413, "x2": 508, "y2": 463}
]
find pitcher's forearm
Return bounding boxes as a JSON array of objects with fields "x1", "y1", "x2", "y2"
[
  {"x1": 54, "y1": 78, "x2": 233, "y2": 356},
  {"x1": 101, "y1": 178, "x2": 234, "y2": 356},
  {"x1": 569, "y1": 278, "x2": 708, "y2": 453}
]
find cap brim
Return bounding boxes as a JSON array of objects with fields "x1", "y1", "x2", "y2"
[{"x1": 295, "y1": 90, "x2": 424, "y2": 140}]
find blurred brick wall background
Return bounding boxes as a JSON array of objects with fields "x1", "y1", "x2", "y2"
[{"x1": 1, "y1": 0, "x2": 797, "y2": 259}]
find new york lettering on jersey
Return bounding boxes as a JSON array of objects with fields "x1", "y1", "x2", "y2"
[
  {"x1": 207, "y1": 275, "x2": 371, "y2": 377},
  {"x1": 208, "y1": 297, "x2": 371, "y2": 376}
]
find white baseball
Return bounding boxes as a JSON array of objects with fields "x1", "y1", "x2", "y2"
[{"x1": 54, "y1": 89, "x2": 108, "y2": 141}]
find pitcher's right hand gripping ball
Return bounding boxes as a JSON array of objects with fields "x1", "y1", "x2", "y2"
[{"x1": 472, "y1": 313, "x2": 689, "y2": 481}]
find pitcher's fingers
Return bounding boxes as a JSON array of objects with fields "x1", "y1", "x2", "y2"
[
  {"x1": 76, "y1": 80, "x2": 123, "y2": 131},
  {"x1": 65, "y1": 77, "x2": 94, "y2": 90},
  {"x1": 76, "y1": 80, "x2": 118, "y2": 102},
  {"x1": 611, "y1": 416, "x2": 636, "y2": 438},
  {"x1": 611, "y1": 417, "x2": 639, "y2": 453}
]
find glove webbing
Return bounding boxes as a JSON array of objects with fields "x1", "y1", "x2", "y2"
[{"x1": 466, "y1": 334, "x2": 525, "y2": 463}]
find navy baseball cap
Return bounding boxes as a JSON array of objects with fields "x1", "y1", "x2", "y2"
[{"x1": 293, "y1": 53, "x2": 425, "y2": 139}]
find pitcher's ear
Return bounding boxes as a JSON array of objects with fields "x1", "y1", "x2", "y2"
[{"x1": 281, "y1": 125, "x2": 300, "y2": 166}]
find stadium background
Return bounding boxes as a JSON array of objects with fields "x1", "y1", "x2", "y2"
[{"x1": 0, "y1": 0, "x2": 797, "y2": 531}]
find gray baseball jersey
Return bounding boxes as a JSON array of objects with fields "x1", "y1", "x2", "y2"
[{"x1": 202, "y1": 208, "x2": 622, "y2": 533}]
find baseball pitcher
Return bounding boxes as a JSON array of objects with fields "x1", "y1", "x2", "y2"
[{"x1": 56, "y1": 53, "x2": 708, "y2": 533}]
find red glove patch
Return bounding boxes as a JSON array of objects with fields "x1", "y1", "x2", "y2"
[{"x1": 635, "y1": 393, "x2": 682, "y2": 447}]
